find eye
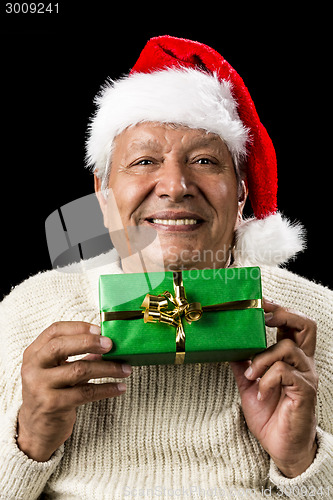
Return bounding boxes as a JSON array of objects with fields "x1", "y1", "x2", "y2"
[
  {"x1": 127, "y1": 158, "x2": 154, "y2": 168},
  {"x1": 196, "y1": 158, "x2": 212, "y2": 165},
  {"x1": 137, "y1": 159, "x2": 153, "y2": 166},
  {"x1": 129, "y1": 158, "x2": 157, "y2": 168},
  {"x1": 193, "y1": 157, "x2": 218, "y2": 166},
  {"x1": 125, "y1": 156, "x2": 158, "y2": 174},
  {"x1": 190, "y1": 155, "x2": 225, "y2": 173}
]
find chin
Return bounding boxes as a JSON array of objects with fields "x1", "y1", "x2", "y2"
[
  {"x1": 137, "y1": 237, "x2": 233, "y2": 272},
  {"x1": 141, "y1": 246, "x2": 214, "y2": 272}
]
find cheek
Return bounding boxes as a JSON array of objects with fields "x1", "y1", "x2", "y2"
[
  {"x1": 207, "y1": 176, "x2": 239, "y2": 219},
  {"x1": 109, "y1": 176, "x2": 151, "y2": 223}
]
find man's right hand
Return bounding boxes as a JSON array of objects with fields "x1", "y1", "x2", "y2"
[{"x1": 17, "y1": 321, "x2": 132, "y2": 462}]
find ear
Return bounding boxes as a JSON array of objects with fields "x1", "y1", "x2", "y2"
[
  {"x1": 94, "y1": 174, "x2": 109, "y2": 228},
  {"x1": 94, "y1": 174, "x2": 124, "y2": 232},
  {"x1": 237, "y1": 180, "x2": 248, "y2": 223}
]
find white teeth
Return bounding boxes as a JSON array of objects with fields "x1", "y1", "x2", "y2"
[{"x1": 152, "y1": 218, "x2": 198, "y2": 225}]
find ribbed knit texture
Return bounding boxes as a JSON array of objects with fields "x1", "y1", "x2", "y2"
[{"x1": 0, "y1": 257, "x2": 332, "y2": 499}]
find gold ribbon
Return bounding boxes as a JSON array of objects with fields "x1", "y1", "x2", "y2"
[
  {"x1": 100, "y1": 271, "x2": 262, "y2": 364},
  {"x1": 140, "y1": 272, "x2": 203, "y2": 364}
]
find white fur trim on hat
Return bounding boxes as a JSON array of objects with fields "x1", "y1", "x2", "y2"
[
  {"x1": 234, "y1": 213, "x2": 306, "y2": 267},
  {"x1": 86, "y1": 67, "x2": 249, "y2": 178}
]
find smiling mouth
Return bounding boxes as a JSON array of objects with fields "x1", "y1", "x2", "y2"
[
  {"x1": 151, "y1": 218, "x2": 198, "y2": 226},
  {"x1": 145, "y1": 213, "x2": 205, "y2": 231}
]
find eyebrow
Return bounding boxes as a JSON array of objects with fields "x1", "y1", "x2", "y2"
[
  {"x1": 187, "y1": 135, "x2": 225, "y2": 149},
  {"x1": 126, "y1": 134, "x2": 225, "y2": 152},
  {"x1": 184, "y1": 135, "x2": 231, "y2": 161},
  {"x1": 126, "y1": 138, "x2": 163, "y2": 153}
]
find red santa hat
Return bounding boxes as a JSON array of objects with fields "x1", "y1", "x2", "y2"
[{"x1": 86, "y1": 35, "x2": 305, "y2": 266}]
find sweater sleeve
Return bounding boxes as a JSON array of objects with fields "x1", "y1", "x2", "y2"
[
  {"x1": 262, "y1": 266, "x2": 333, "y2": 498},
  {"x1": 0, "y1": 273, "x2": 68, "y2": 500},
  {"x1": 269, "y1": 427, "x2": 333, "y2": 498},
  {"x1": 0, "y1": 406, "x2": 64, "y2": 500}
]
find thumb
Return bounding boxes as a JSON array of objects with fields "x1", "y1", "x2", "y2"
[{"x1": 229, "y1": 360, "x2": 253, "y2": 395}]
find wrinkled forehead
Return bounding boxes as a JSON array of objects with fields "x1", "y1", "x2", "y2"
[{"x1": 111, "y1": 122, "x2": 233, "y2": 162}]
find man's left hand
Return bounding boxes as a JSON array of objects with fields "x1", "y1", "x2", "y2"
[{"x1": 230, "y1": 298, "x2": 318, "y2": 478}]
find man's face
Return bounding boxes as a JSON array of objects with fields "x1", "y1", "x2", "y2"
[{"x1": 96, "y1": 123, "x2": 246, "y2": 271}]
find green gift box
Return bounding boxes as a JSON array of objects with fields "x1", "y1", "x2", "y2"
[{"x1": 99, "y1": 267, "x2": 266, "y2": 366}]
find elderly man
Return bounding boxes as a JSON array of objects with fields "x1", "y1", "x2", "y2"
[{"x1": 0, "y1": 36, "x2": 332, "y2": 499}]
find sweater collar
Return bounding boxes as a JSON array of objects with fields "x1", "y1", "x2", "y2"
[{"x1": 82, "y1": 250, "x2": 124, "y2": 308}]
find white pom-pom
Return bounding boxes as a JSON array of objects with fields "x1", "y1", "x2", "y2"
[{"x1": 234, "y1": 213, "x2": 306, "y2": 266}]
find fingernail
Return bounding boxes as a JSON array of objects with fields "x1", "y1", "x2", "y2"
[
  {"x1": 117, "y1": 382, "x2": 127, "y2": 393},
  {"x1": 264, "y1": 297, "x2": 280, "y2": 305},
  {"x1": 257, "y1": 391, "x2": 262, "y2": 401},
  {"x1": 99, "y1": 336, "x2": 112, "y2": 349},
  {"x1": 264, "y1": 312, "x2": 274, "y2": 322},
  {"x1": 244, "y1": 365, "x2": 253, "y2": 379},
  {"x1": 90, "y1": 325, "x2": 101, "y2": 335},
  {"x1": 121, "y1": 364, "x2": 132, "y2": 375}
]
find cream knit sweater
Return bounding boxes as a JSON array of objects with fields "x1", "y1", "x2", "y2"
[{"x1": 0, "y1": 253, "x2": 332, "y2": 499}]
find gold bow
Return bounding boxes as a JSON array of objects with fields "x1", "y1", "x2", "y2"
[
  {"x1": 141, "y1": 271, "x2": 203, "y2": 364},
  {"x1": 100, "y1": 271, "x2": 262, "y2": 365}
]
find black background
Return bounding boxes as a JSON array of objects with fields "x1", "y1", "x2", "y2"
[{"x1": 1, "y1": 5, "x2": 331, "y2": 299}]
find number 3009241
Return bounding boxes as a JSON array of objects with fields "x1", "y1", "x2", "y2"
[{"x1": 5, "y1": 3, "x2": 59, "y2": 13}]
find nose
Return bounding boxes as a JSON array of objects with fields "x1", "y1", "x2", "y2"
[{"x1": 154, "y1": 160, "x2": 197, "y2": 202}]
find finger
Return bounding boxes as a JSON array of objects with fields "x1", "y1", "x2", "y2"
[
  {"x1": 229, "y1": 360, "x2": 259, "y2": 399},
  {"x1": 37, "y1": 332, "x2": 112, "y2": 367},
  {"x1": 262, "y1": 299, "x2": 316, "y2": 356},
  {"x1": 49, "y1": 360, "x2": 132, "y2": 388},
  {"x1": 63, "y1": 381, "x2": 128, "y2": 407},
  {"x1": 27, "y1": 321, "x2": 101, "y2": 353},
  {"x1": 257, "y1": 361, "x2": 317, "y2": 403},
  {"x1": 244, "y1": 339, "x2": 312, "y2": 381},
  {"x1": 80, "y1": 353, "x2": 103, "y2": 362},
  {"x1": 229, "y1": 361, "x2": 252, "y2": 389}
]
